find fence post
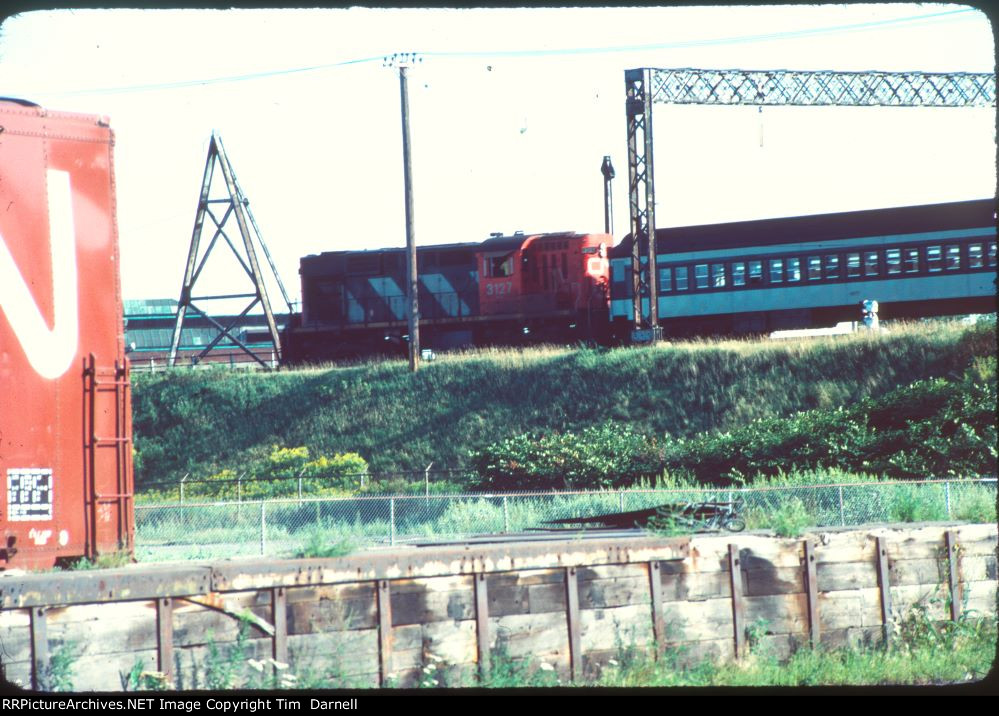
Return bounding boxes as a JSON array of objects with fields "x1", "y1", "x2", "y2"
[
  {"x1": 425, "y1": 462, "x2": 433, "y2": 499},
  {"x1": 260, "y1": 501, "x2": 267, "y2": 556},
  {"x1": 298, "y1": 468, "x2": 305, "y2": 505},
  {"x1": 945, "y1": 481, "x2": 951, "y2": 519},
  {"x1": 180, "y1": 473, "x2": 188, "y2": 504},
  {"x1": 619, "y1": 490, "x2": 625, "y2": 512},
  {"x1": 838, "y1": 485, "x2": 845, "y2": 526},
  {"x1": 502, "y1": 496, "x2": 510, "y2": 533},
  {"x1": 389, "y1": 498, "x2": 396, "y2": 546}
]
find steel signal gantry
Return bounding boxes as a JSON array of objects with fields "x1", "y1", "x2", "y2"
[{"x1": 625, "y1": 67, "x2": 997, "y2": 337}]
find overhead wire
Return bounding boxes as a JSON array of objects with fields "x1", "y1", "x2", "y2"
[{"x1": 40, "y1": 6, "x2": 982, "y2": 98}]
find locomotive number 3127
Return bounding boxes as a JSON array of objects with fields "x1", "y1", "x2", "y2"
[{"x1": 485, "y1": 281, "x2": 513, "y2": 296}]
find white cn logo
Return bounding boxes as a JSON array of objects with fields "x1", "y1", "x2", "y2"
[{"x1": 0, "y1": 169, "x2": 79, "y2": 379}]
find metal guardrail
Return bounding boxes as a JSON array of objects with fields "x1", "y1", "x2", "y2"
[{"x1": 133, "y1": 478, "x2": 997, "y2": 562}]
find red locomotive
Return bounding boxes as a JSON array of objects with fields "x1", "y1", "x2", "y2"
[{"x1": 286, "y1": 231, "x2": 612, "y2": 361}]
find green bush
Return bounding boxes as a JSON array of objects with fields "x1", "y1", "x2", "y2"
[
  {"x1": 470, "y1": 354, "x2": 997, "y2": 489},
  {"x1": 763, "y1": 498, "x2": 814, "y2": 537},
  {"x1": 185, "y1": 446, "x2": 369, "y2": 500},
  {"x1": 472, "y1": 424, "x2": 664, "y2": 490}
]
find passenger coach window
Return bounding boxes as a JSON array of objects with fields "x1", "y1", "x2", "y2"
[
  {"x1": 904, "y1": 248, "x2": 919, "y2": 273},
  {"x1": 989, "y1": 241, "x2": 997, "y2": 267},
  {"x1": 824, "y1": 255, "x2": 840, "y2": 279},
  {"x1": 846, "y1": 253, "x2": 861, "y2": 278},
  {"x1": 695, "y1": 264, "x2": 709, "y2": 289},
  {"x1": 968, "y1": 243, "x2": 984, "y2": 268},
  {"x1": 732, "y1": 262, "x2": 746, "y2": 286},
  {"x1": 675, "y1": 266, "x2": 689, "y2": 291},
  {"x1": 711, "y1": 263, "x2": 726, "y2": 288},
  {"x1": 864, "y1": 251, "x2": 879, "y2": 277},
  {"x1": 659, "y1": 267, "x2": 672, "y2": 293},
  {"x1": 926, "y1": 245, "x2": 942, "y2": 272},
  {"x1": 748, "y1": 261, "x2": 763, "y2": 285},
  {"x1": 787, "y1": 258, "x2": 801, "y2": 282},
  {"x1": 769, "y1": 258, "x2": 783, "y2": 283},
  {"x1": 886, "y1": 249, "x2": 901, "y2": 274},
  {"x1": 945, "y1": 245, "x2": 960, "y2": 270},
  {"x1": 807, "y1": 256, "x2": 821, "y2": 280}
]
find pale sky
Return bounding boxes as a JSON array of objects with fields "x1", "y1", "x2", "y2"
[{"x1": 0, "y1": 5, "x2": 994, "y2": 310}]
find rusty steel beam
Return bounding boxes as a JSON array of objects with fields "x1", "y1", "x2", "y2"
[
  {"x1": 728, "y1": 544, "x2": 745, "y2": 659},
  {"x1": 377, "y1": 580, "x2": 393, "y2": 687},
  {"x1": 0, "y1": 564, "x2": 213, "y2": 609},
  {"x1": 156, "y1": 597, "x2": 174, "y2": 684},
  {"x1": 803, "y1": 540, "x2": 820, "y2": 647},
  {"x1": 181, "y1": 593, "x2": 275, "y2": 636},
  {"x1": 474, "y1": 573, "x2": 490, "y2": 676},
  {"x1": 945, "y1": 531, "x2": 963, "y2": 622},
  {"x1": 30, "y1": 606, "x2": 48, "y2": 691},
  {"x1": 876, "y1": 536, "x2": 893, "y2": 646},
  {"x1": 273, "y1": 586, "x2": 288, "y2": 665},
  {"x1": 648, "y1": 560, "x2": 666, "y2": 655},
  {"x1": 211, "y1": 536, "x2": 690, "y2": 591},
  {"x1": 565, "y1": 566, "x2": 582, "y2": 683}
]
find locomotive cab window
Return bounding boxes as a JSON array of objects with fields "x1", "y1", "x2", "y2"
[{"x1": 486, "y1": 254, "x2": 515, "y2": 278}]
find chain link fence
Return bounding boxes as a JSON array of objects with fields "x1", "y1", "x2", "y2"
[{"x1": 133, "y1": 478, "x2": 997, "y2": 563}]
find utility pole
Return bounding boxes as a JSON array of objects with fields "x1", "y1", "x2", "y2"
[{"x1": 385, "y1": 52, "x2": 421, "y2": 372}]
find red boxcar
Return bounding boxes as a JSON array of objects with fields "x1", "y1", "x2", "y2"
[{"x1": 0, "y1": 99, "x2": 133, "y2": 570}]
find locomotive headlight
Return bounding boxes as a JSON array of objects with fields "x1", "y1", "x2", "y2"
[{"x1": 522, "y1": 326, "x2": 530, "y2": 335}]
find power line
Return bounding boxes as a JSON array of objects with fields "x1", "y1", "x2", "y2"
[
  {"x1": 38, "y1": 7, "x2": 983, "y2": 98},
  {"x1": 425, "y1": 7, "x2": 981, "y2": 59}
]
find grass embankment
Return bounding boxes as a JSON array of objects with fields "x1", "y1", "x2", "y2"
[{"x1": 131, "y1": 319, "x2": 996, "y2": 491}]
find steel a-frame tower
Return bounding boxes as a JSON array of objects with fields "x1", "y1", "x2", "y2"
[
  {"x1": 168, "y1": 132, "x2": 293, "y2": 368},
  {"x1": 624, "y1": 67, "x2": 996, "y2": 337}
]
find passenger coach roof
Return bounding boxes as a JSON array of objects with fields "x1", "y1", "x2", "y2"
[{"x1": 611, "y1": 198, "x2": 996, "y2": 258}]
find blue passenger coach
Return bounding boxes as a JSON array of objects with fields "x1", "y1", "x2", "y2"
[{"x1": 609, "y1": 199, "x2": 997, "y2": 336}]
